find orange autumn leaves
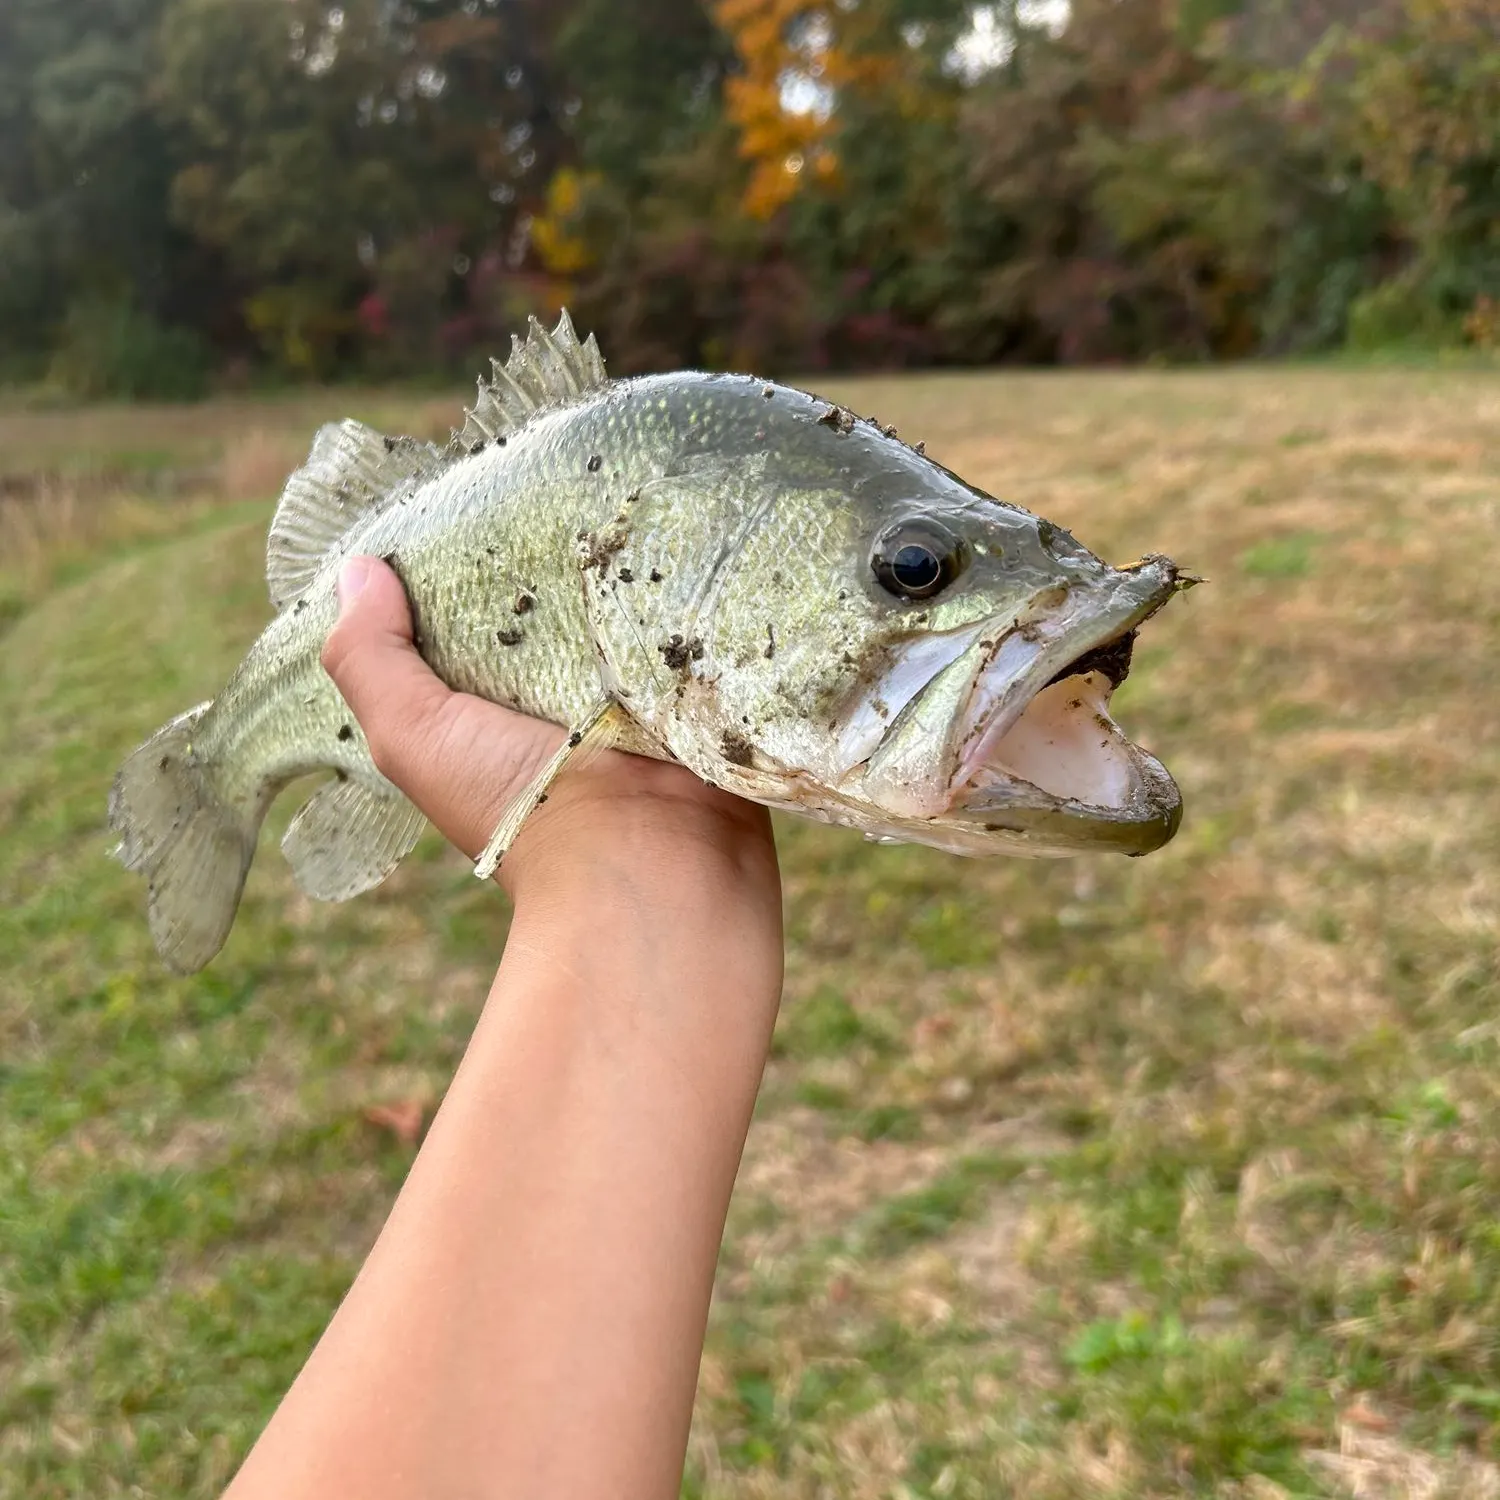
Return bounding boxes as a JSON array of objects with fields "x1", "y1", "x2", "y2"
[
  {"x1": 713, "y1": 0, "x2": 904, "y2": 217},
  {"x1": 532, "y1": 0, "x2": 913, "y2": 269}
]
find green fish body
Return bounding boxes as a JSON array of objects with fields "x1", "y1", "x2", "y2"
[{"x1": 111, "y1": 313, "x2": 1191, "y2": 973}]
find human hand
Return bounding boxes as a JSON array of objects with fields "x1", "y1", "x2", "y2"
[
  {"x1": 232, "y1": 555, "x2": 785, "y2": 1500},
  {"x1": 320, "y1": 556, "x2": 781, "y2": 913}
]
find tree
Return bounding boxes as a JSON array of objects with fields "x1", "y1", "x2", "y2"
[
  {"x1": 154, "y1": 0, "x2": 569, "y2": 374},
  {"x1": 711, "y1": 0, "x2": 975, "y2": 218},
  {"x1": 0, "y1": 0, "x2": 198, "y2": 382},
  {"x1": 1275, "y1": 0, "x2": 1500, "y2": 347},
  {"x1": 959, "y1": 0, "x2": 1281, "y2": 361}
]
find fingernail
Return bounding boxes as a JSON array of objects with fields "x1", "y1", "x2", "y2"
[{"x1": 337, "y1": 557, "x2": 375, "y2": 611}]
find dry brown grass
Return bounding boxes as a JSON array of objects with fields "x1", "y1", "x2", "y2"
[
  {"x1": 0, "y1": 385, "x2": 473, "y2": 621},
  {"x1": 217, "y1": 428, "x2": 307, "y2": 504}
]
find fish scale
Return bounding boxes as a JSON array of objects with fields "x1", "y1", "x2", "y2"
[{"x1": 110, "y1": 311, "x2": 1193, "y2": 974}]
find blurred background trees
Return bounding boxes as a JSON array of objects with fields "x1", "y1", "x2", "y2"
[{"x1": 0, "y1": 0, "x2": 1494, "y2": 395}]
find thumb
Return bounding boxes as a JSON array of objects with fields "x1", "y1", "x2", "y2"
[{"x1": 321, "y1": 556, "x2": 454, "y2": 785}]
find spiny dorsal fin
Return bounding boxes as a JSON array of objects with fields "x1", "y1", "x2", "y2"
[
  {"x1": 267, "y1": 420, "x2": 444, "y2": 609},
  {"x1": 266, "y1": 312, "x2": 607, "y2": 610},
  {"x1": 457, "y1": 309, "x2": 609, "y2": 450}
]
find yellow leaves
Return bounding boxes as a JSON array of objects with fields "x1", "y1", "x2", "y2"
[
  {"x1": 712, "y1": 0, "x2": 901, "y2": 218},
  {"x1": 723, "y1": 72, "x2": 834, "y2": 217},
  {"x1": 715, "y1": 0, "x2": 833, "y2": 216},
  {"x1": 531, "y1": 167, "x2": 601, "y2": 277}
]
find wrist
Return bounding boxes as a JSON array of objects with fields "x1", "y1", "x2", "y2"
[
  {"x1": 485, "y1": 786, "x2": 784, "y2": 1086},
  {"x1": 495, "y1": 764, "x2": 779, "y2": 914}
]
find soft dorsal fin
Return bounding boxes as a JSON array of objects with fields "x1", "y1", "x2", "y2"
[
  {"x1": 266, "y1": 421, "x2": 443, "y2": 609},
  {"x1": 266, "y1": 311, "x2": 607, "y2": 611},
  {"x1": 457, "y1": 308, "x2": 609, "y2": 449}
]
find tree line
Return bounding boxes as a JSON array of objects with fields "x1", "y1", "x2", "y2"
[{"x1": 1, "y1": 0, "x2": 1495, "y2": 397}]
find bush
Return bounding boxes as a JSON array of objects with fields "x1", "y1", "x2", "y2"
[
  {"x1": 1344, "y1": 271, "x2": 1467, "y2": 353},
  {"x1": 47, "y1": 298, "x2": 211, "y2": 401}
]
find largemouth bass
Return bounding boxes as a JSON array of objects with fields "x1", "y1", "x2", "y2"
[{"x1": 110, "y1": 312, "x2": 1194, "y2": 973}]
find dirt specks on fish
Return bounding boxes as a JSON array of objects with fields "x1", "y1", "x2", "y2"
[
  {"x1": 660, "y1": 634, "x2": 704, "y2": 673},
  {"x1": 721, "y1": 729, "x2": 756, "y2": 767},
  {"x1": 578, "y1": 523, "x2": 629, "y2": 575}
]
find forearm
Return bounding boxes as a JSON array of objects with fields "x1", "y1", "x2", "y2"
[{"x1": 225, "y1": 826, "x2": 783, "y2": 1500}]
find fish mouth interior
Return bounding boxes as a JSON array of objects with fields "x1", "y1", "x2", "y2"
[
  {"x1": 1042, "y1": 629, "x2": 1136, "y2": 694},
  {"x1": 949, "y1": 623, "x2": 1174, "y2": 823},
  {"x1": 963, "y1": 668, "x2": 1139, "y2": 810},
  {"x1": 845, "y1": 558, "x2": 1184, "y2": 851}
]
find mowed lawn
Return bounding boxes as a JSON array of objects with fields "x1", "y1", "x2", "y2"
[{"x1": 1, "y1": 367, "x2": 1498, "y2": 1499}]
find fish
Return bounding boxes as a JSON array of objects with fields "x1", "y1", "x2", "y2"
[{"x1": 109, "y1": 311, "x2": 1197, "y2": 974}]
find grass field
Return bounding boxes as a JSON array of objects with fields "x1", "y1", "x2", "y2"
[{"x1": 2, "y1": 366, "x2": 1498, "y2": 1498}]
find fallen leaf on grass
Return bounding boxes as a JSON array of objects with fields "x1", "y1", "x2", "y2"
[
  {"x1": 1341, "y1": 1398, "x2": 1393, "y2": 1433},
  {"x1": 363, "y1": 1099, "x2": 426, "y2": 1146}
]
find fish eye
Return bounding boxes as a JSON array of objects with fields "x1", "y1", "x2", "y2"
[{"x1": 871, "y1": 522, "x2": 969, "y2": 601}]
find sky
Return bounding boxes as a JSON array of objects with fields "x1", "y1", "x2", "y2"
[
  {"x1": 780, "y1": 0, "x2": 1074, "y2": 117},
  {"x1": 947, "y1": 0, "x2": 1072, "y2": 79}
]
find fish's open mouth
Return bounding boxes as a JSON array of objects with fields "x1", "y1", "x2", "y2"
[
  {"x1": 844, "y1": 555, "x2": 1186, "y2": 857},
  {"x1": 1043, "y1": 629, "x2": 1137, "y2": 693},
  {"x1": 946, "y1": 609, "x2": 1181, "y2": 854}
]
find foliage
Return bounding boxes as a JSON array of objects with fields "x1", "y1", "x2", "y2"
[
  {"x1": 0, "y1": 0, "x2": 186, "y2": 357},
  {"x1": 959, "y1": 0, "x2": 1250, "y2": 362},
  {"x1": 46, "y1": 297, "x2": 211, "y2": 401},
  {"x1": 1277, "y1": 0, "x2": 1500, "y2": 347},
  {"x1": 0, "y1": 0, "x2": 1492, "y2": 381}
]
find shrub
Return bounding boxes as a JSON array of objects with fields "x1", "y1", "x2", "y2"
[
  {"x1": 1345, "y1": 270, "x2": 1467, "y2": 352},
  {"x1": 48, "y1": 297, "x2": 211, "y2": 401}
]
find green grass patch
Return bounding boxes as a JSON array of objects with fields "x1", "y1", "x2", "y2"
[{"x1": 1239, "y1": 530, "x2": 1321, "y2": 578}]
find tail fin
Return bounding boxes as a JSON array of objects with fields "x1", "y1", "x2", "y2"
[{"x1": 108, "y1": 704, "x2": 260, "y2": 974}]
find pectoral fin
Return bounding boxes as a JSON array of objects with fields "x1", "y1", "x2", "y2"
[{"x1": 473, "y1": 699, "x2": 627, "y2": 880}]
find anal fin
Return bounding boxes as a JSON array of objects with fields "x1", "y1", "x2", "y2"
[
  {"x1": 473, "y1": 699, "x2": 626, "y2": 880},
  {"x1": 282, "y1": 777, "x2": 427, "y2": 902}
]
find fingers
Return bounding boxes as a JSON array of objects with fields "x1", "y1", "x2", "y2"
[{"x1": 321, "y1": 557, "x2": 455, "y2": 793}]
